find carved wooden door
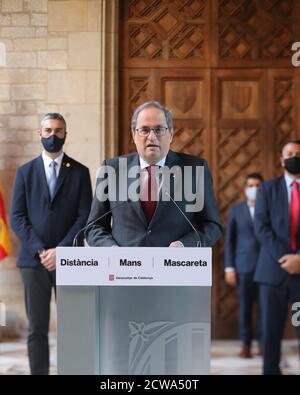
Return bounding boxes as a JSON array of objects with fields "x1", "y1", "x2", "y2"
[{"x1": 119, "y1": 0, "x2": 300, "y2": 338}]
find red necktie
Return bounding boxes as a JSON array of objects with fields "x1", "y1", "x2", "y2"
[
  {"x1": 290, "y1": 180, "x2": 300, "y2": 251},
  {"x1": 141, "y1": 166, "x2": 157, "y2": 223}
]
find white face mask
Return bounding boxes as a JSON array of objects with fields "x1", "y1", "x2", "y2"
[{"x1": 245, "y1": 186, "x2": 258, "y2": 201}]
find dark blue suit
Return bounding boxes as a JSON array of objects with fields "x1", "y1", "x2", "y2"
[
  {"x1": 10, "y1": 153, "x2": 92, "y2": 374},
  {"x1": 254, "y1": 176, "x2": 300, "y2": 374},
  {"x1": 225, "y1": 201, "x2": 261, "y2": 347},
  {"x1": 10, "y1": 154, "x2": 92, "y2": 267}
]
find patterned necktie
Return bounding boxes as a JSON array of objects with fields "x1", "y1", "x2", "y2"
[
  {"x1": 141, "y1": 165, "x2": 158, "y2": 223},
  {"x1": 290, "y1": 180, "x2": 300, "y2": 251},
  {"x1": 49, "y1": 160, "x2": 57, "y2": 199}
]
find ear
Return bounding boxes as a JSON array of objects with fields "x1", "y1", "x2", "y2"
[
  {"x1": 280, "y1": 156, "x2": 285, "y2": 169},
  {"x1": 169, "y1": 129, "x2": 173, "y2": 143},
  {"x1": 131, "y1": 129, "x2": 136, "y2": 143}
]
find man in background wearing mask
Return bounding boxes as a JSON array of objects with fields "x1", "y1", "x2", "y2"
[
  {"x1": 10, "y1": 113, "x2": 92, "y2": 374},
  {"x1": 254, "y1": 140, "x2": 300, "y2": 375},
  {"x1": 224, "y1": 173, "x2": 263, "y2": 358}
]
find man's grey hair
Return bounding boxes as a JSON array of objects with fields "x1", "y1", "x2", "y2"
[
  {"x1": 40, "y1": 113, "x2": 67, "y2": 130},
  {"x1": 131, "y1": 101, "x2": 173, "y2": 132}
]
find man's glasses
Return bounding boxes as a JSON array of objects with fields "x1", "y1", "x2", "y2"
[{"x1": 135, "y1": 126, "x2": 168, "y2": 137}]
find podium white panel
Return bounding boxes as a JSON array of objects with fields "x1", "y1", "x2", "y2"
[{"x1": 57, "y1": 247, "x2": 212, "y2": 375}]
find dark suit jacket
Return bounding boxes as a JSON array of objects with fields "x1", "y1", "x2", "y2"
[
  {"x1": 10, "y1": 154, "x2": 92, "y2": 268},
  {"x1": 86, "y1": 150, "x2": 222, "y2": 247},
  {"x1": 224, "y1": 201, "x2": 260, "y2": 273},
  {"x1": 254, "y1": 176, "x2": 300, "y2": 285}
]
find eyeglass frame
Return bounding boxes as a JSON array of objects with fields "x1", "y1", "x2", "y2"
[{"x1": 135, "y1": 126, "x2": 169, "y2": 137}]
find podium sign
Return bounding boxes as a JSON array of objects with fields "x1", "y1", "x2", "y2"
[
  {"x1": 57, "y1": 247, "x2": 211, "y2": 286},
  {"x1": 57, "y1": 247, "x2": 212, "y2": 375}
]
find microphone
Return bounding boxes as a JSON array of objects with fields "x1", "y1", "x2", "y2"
[
  {"x1": 163, "y1": 189, "x2": 202, "y2": 248},
  {"x1": 72, "y1": 200, "x2": 128, "y2": 247}
]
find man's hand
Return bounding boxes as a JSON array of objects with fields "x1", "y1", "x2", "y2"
[
  {"x1": 39, "y1": 248, "x2": 56, "y2": 272},
  {"x1": 225, "y1": 270, "x2": 237, "y2": 287},
  {"x1": 279, "y1": 254, "x2": 300, "y2": 274},
  {"x1": 169, "y1": 240, "x2": 184, "y2": 247}
]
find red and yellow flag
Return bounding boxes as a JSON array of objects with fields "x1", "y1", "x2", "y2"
[{"x1": 0, "y1": 177, "x2": 11, "y2": 260}]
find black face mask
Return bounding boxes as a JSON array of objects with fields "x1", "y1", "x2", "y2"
[
  {"x1": 41, "y1": 135, "x2": 65, "y2": 153},
  {"x1": 284, "y1": 156, "x2": 300, "y2": 175}
]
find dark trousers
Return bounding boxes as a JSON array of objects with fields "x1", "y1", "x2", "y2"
[
  {"x1": 260, "y1": 275, "x2": 300, "y2": 375},
  {"x1": 237, "y1": 272, "x2": 261, "y2": 347},
  {"x1": 20, "y1": 266, "x2": 56, "y2": 375}
]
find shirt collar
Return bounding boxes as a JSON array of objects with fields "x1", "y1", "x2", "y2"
[
  {"x1": 42, "y1": 151, "x2": 64, "y2": 168},
  {"x1": 284, "y1": 173, "x2": 300, "y2": 187},
  {"x1": 139, "y1": 156, "x2": 166, "y2": 169}
]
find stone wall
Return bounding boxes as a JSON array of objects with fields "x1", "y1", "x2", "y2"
[{"x1": 0, "y1": 0, "x2": 118, "y2": 332}]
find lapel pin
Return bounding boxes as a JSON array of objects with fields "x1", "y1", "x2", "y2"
[{"x1": 64, "y1": 162, "x2": 71, "y2": 168}]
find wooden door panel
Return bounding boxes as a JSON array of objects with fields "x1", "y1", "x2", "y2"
[
  {"x1": 121, "y1": 0, "x2": 209, "y2": 68},
  {"x1": 120, "y1": 0, "x2": 300, "y2": 338},
  {"x1": 211, "y1": 70, "x2": 266, "y2": 336},
  {"x1": 215, "y1": 0, "x2": 295, "y2": 68},
  {"x1": 266, "y1": 69, "x2": 298, "y2": 175},
  {"x1": 160, "y1": 69, "x2": 211, "y2": 161}
]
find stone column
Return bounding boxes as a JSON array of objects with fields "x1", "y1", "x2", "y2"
[
  {"x1": 99, "y1": 0, "x2": 119, "y2": 161},
  {"x1": 0, "y1": 0, "x2": 120, "y2": 336}
]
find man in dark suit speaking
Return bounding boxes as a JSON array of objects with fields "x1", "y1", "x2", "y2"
[
  {"x1": 224, "y1": 173, "x2": 263, "y2": 358},
  {"x1": 10, "y1": 113, "x2": 92, "y2": 375},
  {"x1": 86, "y1": 101, "x2": 222, "y2": 248}
]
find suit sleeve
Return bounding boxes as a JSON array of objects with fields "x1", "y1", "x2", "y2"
[
  {"x1": 254, "y1": 182, "x2": 288, "y2": 262},
  {"x1": 10, "y1": 168, "x2": 45, "y2": 258},
  {"x1": 179, "y1": 160, "x2": 223, "y2": 247},
  {"x1": 224, "y1": 206, "x2": 236, "y2": 269},
  {"x1": 85, "y1": 160, "x2": 119, "y2": 246},
  {"x1": 57, "y1": 166, "x2": 93, "y2": 247}
]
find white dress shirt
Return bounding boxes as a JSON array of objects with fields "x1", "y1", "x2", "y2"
[
  {"x1": 139, "y1": 156, "x2": 166, "y2": 196},
  {"x1": 42, "y1": 151, "x2": 64, "y2": 184},
  {"x1": 248, "y1": 203, "x2": 255, "y2": 220},
  {"x1": 139, "y1": 156, "x2": 166, "y2": 170}
]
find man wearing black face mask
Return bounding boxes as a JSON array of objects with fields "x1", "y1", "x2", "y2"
[
  {"x1": 224, "y1": 173, "x2": 264, "y2": 359},
  {"x1": 10, "y1": 113, "x2": 92, "y2": 374},
  {"x1": 254, "y1": 140, "x2": 300, "y2": 375}
]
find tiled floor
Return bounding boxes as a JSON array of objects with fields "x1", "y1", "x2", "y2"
[
  {"x1": 211, "y1": 340, "x2": 299, "y2": 375},
  {"x1": 0, "y1": 335, "x2": 299, "y2": 375},
  {"x1": 0, "y1": 335, "x2": 57, "y2": 375}
]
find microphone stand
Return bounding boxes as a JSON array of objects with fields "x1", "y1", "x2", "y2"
[
  {"x1": 164, "y1": 190, "x2": 202, "y2": 247},
  {"x1": 73, "y1": 201, "x2": 128, "y2": 247}
]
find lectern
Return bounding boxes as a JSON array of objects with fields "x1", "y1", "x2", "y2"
[{"x1": 56, "y1": 247, "x2": 212, "y2": 375}]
